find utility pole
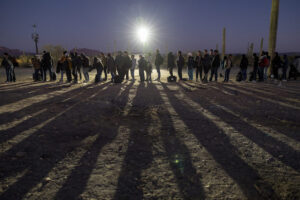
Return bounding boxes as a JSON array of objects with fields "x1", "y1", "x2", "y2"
[
  {"x1": 268, "y1": 0, "x2": 280, "y2": 76},
  {"x1": 259, "y1": 37, "x2": 264, "y2": 57},
  {"x1": 222, "y1": 27, "x2": 226, "y2": 59},
  {"x1": 31, "y1": 24, "x2": 39, "y2": 54}
]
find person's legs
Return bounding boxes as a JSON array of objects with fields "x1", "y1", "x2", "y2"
[
  {"x1": 104, "y1": 66, "x2": 107, "y2": 80},
  {"x1": 48, "y1": 67, "x2": 53, "y2": 81},
  {"x1": 196, "y1": 67, "x2": 199, "y2": 80},
  {"x1": 5, "y1": 67, "x2": 10, "y2": 82},
  {"x1": 156, "y1": 65, "x2": 160, "y2": 80},
  {"x1": 60, "y1": 71, "x2": 64, "y2": 82},
  {"x1": 169, "y1": 68, "x2": 173, "y2": 76},
  {"x1": 42, "y1": 67, "x2": 47, "y2": 81},
  {"x1": 214, "y1": 67, "x2": 218, "y2": 81},
  {"x1": 264, "y1": 67, "x2": 268, "y2": 80},
  {"x1": 200, "y1": 66, "x2": 203, "y2": 80},
  {"x1": 209, "y1": 68, "x2": 214, "y2": 81},
  {"x1": 282, "y1": 66, "x2": 287, "y2": 80},
  {"x1": 178, "y1": 67, "x2": 182, "y2": 80},
  {"x1": 188, "y1": 69, "x2": 193, "y2": 80}
]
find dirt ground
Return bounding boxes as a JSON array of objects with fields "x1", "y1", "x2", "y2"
[{"x1": 0, "y1": 68, "x2": 299, "y2": 200}]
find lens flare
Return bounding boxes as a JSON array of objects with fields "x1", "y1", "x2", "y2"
[{"x1": 137, "y1": 26, "x2": 150, "y2": 44}]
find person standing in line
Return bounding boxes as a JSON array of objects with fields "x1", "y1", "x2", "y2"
[
  {"x1": 240, "y1": 54, "x2": 249, "y2": 81},
  {"x1": 31, "y1": 56, "x2": 42, "y2": 81},
  {"x1": 81, "y1": 53, "x2": 90, "y2": 83},
  {"x1": 272, "y1": 52, "x2": 282, "y2": 80},
  {"x1": 265, "y1": 52, "x2": 271, "y2": 80},
  {"x1": 107, "y1": 53, "x2": 116, "y2": 82},
  {"x1": 154, "y1": 49, "x2": 163, "y2": 81},
  {"x1": 187, "y1": 53, "x2": 195, "y2": 80},
  {"x1": 58, "y1": 51, "x2": 72, "y2": 83},
  {"x1": 202, "y1": 49, "x2": 211, "y2": 83},
  {"x1": 100, "y1": 52, "x2": 108, "y2": 81},
  {"x1": 138, "y1": 55, "x2": 146, "y2": 82},
  {"x1": 209, "y1": 50, "x2": 220, "y2": 82},
  {"x1": 115, "y1": 51, "x2": 124, "y2": 78},
  {"x1": 41, "y1": 51, "x2": 53, "y2": 81},
  {"x1": 122, "y1": 51, "x2": 131, "y2": 81},
  {"x1": 252, "y1": 53, "x2": 259, "y2": 82},
  {"x1": 92, "y1": 56, "x2": 103, "y2": 81},
  {"x1": 1, "y1": 53, "x2": 13, "y2": 82},
  {"x1": 130, "y1": 54, "x2": 136, "y2": 81},
  {"x1": 177, "y1": 51, "x2": 185, "y2": 80},
  {"x1": 167, "y1": 52, "x2": 176, "y2": 77},
  {"x1": 223, "y1": 54, "x2": 233, "y2": 82},
  {"x1": 195, "y1": 50, "x2": 203, "y2": 82},
  {"x1": 282, "y1": 55, "x2": 289, "y2": 81}
]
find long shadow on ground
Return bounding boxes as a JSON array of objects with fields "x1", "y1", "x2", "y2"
[
  {"x1": 161, "y1": 82, "x2": 279, "y2": 200},
  {"x1": 0, "y1": 82, "x2": 127, "y2": 200}
]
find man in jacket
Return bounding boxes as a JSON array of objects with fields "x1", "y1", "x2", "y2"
[
  {"x1": 202, "y1": 49, "x2": 211, "y2": 83},
  {"x1": 167, "y1": 52, "x2": 176, "y2": 77},
  {"x1": 1, "y1": 53, "x2": 13, "y2": 82},
  {"x1": 154, "y1": 49, "x2": 163, "y2": 81},
  {"x1": 209, "y1": 50, "x2": 220, "y2": 82},
  {"x1": 138, "y1": 55, "x2": 146, "y2": 82},
  {"x1": 41, "y1": 51, "x2": 53, "y2": 81},
  {"x1": 240, "y1": 54, "x2": 249, "y2": 81},
  {"x1": 123, "y1": 51, "x2": 131, "y2": 80},
  {"x1": 195, "y1": 51, "x2": 203, "y2": 81},
  {"x1": 107, "y1": 53, "x2": 116, "y2": 81},
  {"x1": 100, "y1": 52, "x2": 108, "y2": 81},
  {"x1": 177, "y1": 51, "x2": 185, "y2": 80},
  {"x1": 252, "y1": 53, "x2": 259, "y2": 82},
  {"x1": 115, "y1": 51, "x2": 124, "y2": 78}
]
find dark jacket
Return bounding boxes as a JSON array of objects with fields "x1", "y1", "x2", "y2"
[
  {"x1": 240, "y1": 56, "x2": 248, "y2": 70},
  {"x1": 41, "y1": 52, "x2": 52, "y2": 68},
  {"x1": 177, "y1": 55, "x2": 185, "y2": 68},
  {"x1": 155, "y1": 53, "x2": 163, "y2": 66},
  {"x1": 167, "y1": 53, "x2": 175, "y2": 68},
  {"x1": 1, "y1": 58, "x2": 11, "y2": 69},
  {"x1": 272, "y1": 55, "x2": 282, "y2": 69},
  {"x1": 107, "y1": 56, "x2": 116, "y2": 73},
  {"x1": 92, "y1": 58, "x2": 103, "y2": 74},
  {"x1": 253, "y1": 55, "x2": 259, "y2": 68},
  {"x1": 212, "y1": 54, "x2": 220, "y2": 69},
  {"x1": 123, "y1": 55, "x2": 131, "y2": 71},
  {"x1": 138, "y1": 57, "x2": 147, "y2": 70},
  {"x1": 195, "y1": 56, "x2": 203, "y2": 68},
  {"x1": 115, "y1": 55, "x2": 124, "y2": 72},
  {"x1": 187, "y1": 56, "x2": 195, "y2": 70},
  {"x1": 202, "y1": 54, "x2": 211, "y2": 69}
]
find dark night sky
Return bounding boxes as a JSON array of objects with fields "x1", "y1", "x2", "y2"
[{"x1": 0, "y1": 0, "x2": 299, "y2": 53}]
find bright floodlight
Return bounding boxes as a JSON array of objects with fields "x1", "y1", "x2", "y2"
[{"x1": 137, "y1": 26, "x2": 150, "y2": 43}]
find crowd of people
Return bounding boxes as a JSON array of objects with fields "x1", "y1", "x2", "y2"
[{"x1": 1, "y1": 49, "x2": 300, "y2": 84}]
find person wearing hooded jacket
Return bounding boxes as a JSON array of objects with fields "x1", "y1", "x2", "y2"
[{"x1": 1, "y1": 53, "x2": 14, "y2": 82}]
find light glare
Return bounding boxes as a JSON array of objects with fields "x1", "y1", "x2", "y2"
[{"x1": 137, "y1": 26, "x2": 149, "y2": 43}]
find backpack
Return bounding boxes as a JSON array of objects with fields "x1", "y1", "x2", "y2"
[
  {"x1": 236, "y1": 72, "x2": 242, "y2": 82},
  {"x1": 167, "y1": 75, "x2": 177, "y2": 82},
  {"x1": 113, "y1": 75, "x2": 123, "y2": 83},
  {"x1": 263, "y1": 57, "x2": 269, "y2": 67},
  {"x1": 95, "y1": 74, "x2": 101, "y2": 83}
]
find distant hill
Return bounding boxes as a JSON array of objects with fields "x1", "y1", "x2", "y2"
[
  {"x1": 70, "y1": 48, "x2": 102, "y2": 56},
  {"x1": 0, "y1": 46, "x2": 25, "y2": 57}
]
